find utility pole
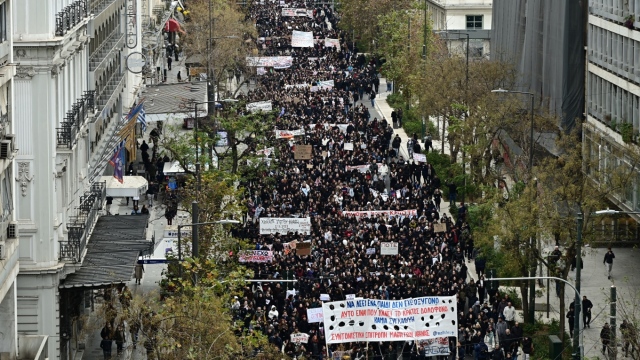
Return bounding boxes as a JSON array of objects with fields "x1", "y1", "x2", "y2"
[
  {"x1": 573, "y1": 213, "x2": 583, "y2": 360},
  {"x1": 611, "y1": 285, "x2": 617, "y2": 360}
]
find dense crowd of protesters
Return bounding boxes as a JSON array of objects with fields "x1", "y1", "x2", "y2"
[{"x1": 226, "y1": 1, "x2": 531, "y2": 359}]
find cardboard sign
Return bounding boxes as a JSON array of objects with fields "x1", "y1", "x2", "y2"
[
  {"x1": 433, "y1": 223, "x2": 447, "y2": 233},
  {"x1": 294, "y1": 145, "x2": 313, "y2": 160},
  {"x1": 297, "y1": 242, "x2": 312, "y2": 255},
  {"x1": 307, "y1": 307, "x2": 324, "y2": 323},
  {"x1": 380, "y1": 242, "x2": 398, "y2": 255}
]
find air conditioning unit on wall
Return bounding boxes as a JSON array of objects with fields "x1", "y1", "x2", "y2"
[{"x1": 0, "y1": 240, "x2": 5, "y2": 260}]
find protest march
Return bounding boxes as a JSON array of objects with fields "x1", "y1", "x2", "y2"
[{"x1": 226, "y1": 1, "x2": 522, "y2": 360}]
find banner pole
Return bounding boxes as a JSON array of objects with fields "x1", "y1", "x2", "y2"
[{"x1": 365, "y1": 341, "x2": 369, "y2": 359}]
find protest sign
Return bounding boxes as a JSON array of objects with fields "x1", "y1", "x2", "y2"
[
  {"x1": 318, "y1": 80, "x2": 335, "y2": 89},
  {"x1": 344, "y1": 142, "x2": 354, "y2": 151},
  {"x1": 290, "y1": 333, "x2": 310, "y2": 344},
  {"x1": 238, "y1": 250, "x2": 274, "y2": 263},
  {"x1": 259, "y1": 217, "x2": 311, "y2": 234},
  {"x1": 322, "y1": 296, "x2": 458, "y2": 344},
  {"x1": 320, "y1": 294, "x2": 331, "y2": 301},
  {"x1": 275, "y1": 129, "x2": 305, "y2": 139},
  {"x1": 307, "y1": 308, "x2": 324, "y2": 323},
  {"x1": 294, "y1": 145, "x2": 313, "y2": 159},
  {"x1": 291, "y1": 30, "x2": 314, "y2": 47},
  {"x1": 413, "y1": 153, "x2": 427, "y2": 162},
  {"x1": 366, "y1": 248, "x2": 376, "y2": 255},
  {"x1": 324, "y1": 38, "x2": 340, "y2": 49},
  {"x1": 419, "y1": 337, "x2": 451, "y2": 357},
  {"x1": 255, "y1": 147, "x2": 274, "y2": 157},
  {"x1": 282, "y1": 8, "x2": 310, "y2": 16},
  {"x1": 296, "y1": 242, "x2": 312, "y2": 255},
  {"x1": 433, "y1": 223, "x2": 447, "y2": 233},
  {"x1": 346, "y1": 294, "x2": 356, "y2": 300},
  {"x1": 380, "y1": 242, "x2": 399, "y2": 255},
  {"x1": 246, "y1": 56, "x2": 293, "y2": 68},
  {"x1": 246, "y1": 100, "x2": 273, "y2": 113},
  {"x1": 256, "y1": 67, "x2": 267, "y2": 75},
  {"x1": 341, "y1": 210, "x2": 418, "y2": 218}
]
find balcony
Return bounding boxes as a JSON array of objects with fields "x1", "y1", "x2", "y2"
[
  {"x1": 56, "y1": 91, "x2": 95, "y2": 148},
  {"x1": 89, "y1": 30, "x2": 124, "y2": 72},
  {"x1": 59, "y1": 182, "x2": 105, "y2": 262},
  {"x1": 55, "y1": 0, "x2": 88, "y2": 37},
  {"x1": 95, "y1": 71, "x2": 125, "y2": 111}
]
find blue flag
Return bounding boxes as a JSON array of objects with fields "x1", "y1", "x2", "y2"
[{"x1": 108, "y1": 140, "x2": 126, "y2": 184}]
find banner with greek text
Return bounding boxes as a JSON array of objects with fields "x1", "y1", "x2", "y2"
[
  {"x1": 246, "y1": 100, "x2": 273, "y2": 113},
  {"x1": 259, "y1": 217, "x2": 311, "y2": 234},
  {"x1": 322, "y1": 296, "x2": 458, "y2": 344},
  {"x1": 380, "y1": 242, "x2": 399, "y2": 255},
  {"x1": 246, "y1": 56, "x2": 293, "y2": 68},
  {"x1": 341, "y1": 210, "x2": 418, "y2": 218},
  {"x1": 291, "y1": 30, "x2": 314, "y2": 47},
  {"x1": 238, "y1": 250, "x2": 274, "y2": 263},
  {"x1": 282, "y1": 8, "x2": 313, "y2": 17},
  {"x1": 419, "y1": 337, "x2": 451, "y2": 357}
]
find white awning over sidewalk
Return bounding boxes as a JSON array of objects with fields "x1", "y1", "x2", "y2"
[{"x1": 100, "y1": 176, "x2": 149, "y2": 198}]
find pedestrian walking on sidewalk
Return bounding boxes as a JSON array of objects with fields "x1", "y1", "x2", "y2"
[
  {"x1": 582, "y1": 295, "x2": 593, "y2": 328},
  {"x1": 567, "y1": 307, "x2": 575, "y2": 337},
  {"x1": 369, "y1": 90, "x2": 376, "y2": 108},
  {"x1": 386, "y1": 80, "x2": 392, "y2": 92},
  {"x1": 135, "y1": 262, "x2": 144, "y2": 284},
  {"x1": 603, "y1": 247, "x2": 615, "y2": 279},
  {"x1": 174, "y1": 43, "x2": 180, "y2": 61},
  {"x1": 100, "y1": 337, "x2": 113, "y2": 360},
  {"x1": 114, "y1": 323, "x2": 126, "y2": 355},
  {"x1": 601, "y1": 323, "x2": 612, "y2": 355},
  {"x1": 167, "y1": 56, "x2": 172, "y2": 70},
  {"x1": 177, "y1": 71, "x2": 182, "y2": 82}
]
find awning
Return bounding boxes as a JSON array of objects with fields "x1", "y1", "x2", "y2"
[
  {"x1": 164, "y1": 18, "x2": 185, "y2": 33},
  {"x1": 100, "y1": 176, "x2": 148, "y2": 197},
  {"x1": 163, "y1": 161, "x2": 186, "y2": 175},
  {"x1": 60, "y1": 215, "x2": 152, "y2": 289}
]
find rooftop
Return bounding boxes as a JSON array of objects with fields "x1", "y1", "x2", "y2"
[{"x1": 140, "y1": 81, "x2": 208, "y2": 115}]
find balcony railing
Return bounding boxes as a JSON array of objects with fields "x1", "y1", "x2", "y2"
[
  {"x1": 89, "y1": 30, "x2": 124, "y2": 72},
  {"x1": 88, "y1": 0, "x2": 116, "y2": 16},
  {"x1": 56, "y1": 91, "x2": 95, "y2": 148},
  {"x1": 55, "y1": 0, "x2": 88, "y2": 37},
  {"x1": 59, "y1": 182, "x2": 106, "y2": 262},
  {"x1": 95, "y1": 71, "x2": 125, "y2": 110}
]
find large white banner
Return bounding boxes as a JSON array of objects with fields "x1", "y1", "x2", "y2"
[
  {"x1": 341, "y1": 210, "x2": 418, "y2": 218},
  {"x1": 291, "y1": 31, "x2": 314, "y2": 47},
  {"x1": 246, "y1": 101, "x2": 273, "y2": 113},
  {"x1": 322, "y1": 296, "x2": 457, "y2": 344},
  {"x1": 282, "y1": 8, "x2": 313, "y2": 17},
  {"x1": 317, "y1": 80, "x2": 334, "y2": 89},
  {"x1": 246, "y1": 56, "x2": 293, "y2": 68},
  {"x1": 259, "y1": 217, "x2": 311, "y2": 234},
  {"x1": 275, "y1": 129, "x2": 305, "y2": 139}
]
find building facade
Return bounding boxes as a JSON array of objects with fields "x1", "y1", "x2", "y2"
[
  {"x1": 584, "y1": 0, "x2": 640, "y2": 212},
  {"x1": 12, "y1": 0, "x2": 142, "y2": 358},
  {"x1": 0, "y1": 0, "x2": 18, "y2": 358},
  {"x1": 432, "y1": 0, "x2": 492, "y2": 58}
]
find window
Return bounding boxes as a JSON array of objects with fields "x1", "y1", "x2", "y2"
[
  {"x1": 466, "y1": 15, "x2": 483, "y2": 29},
  {"x1": 0, "y1": 2, "x2": 6, "y2": 43}
]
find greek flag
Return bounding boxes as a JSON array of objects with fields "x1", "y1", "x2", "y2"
[{"x1": 127, "y1": 102, "x2": 148, "y2": 133}]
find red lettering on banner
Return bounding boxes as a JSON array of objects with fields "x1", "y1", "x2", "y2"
[{"x1": 415, "y1": 330, "x2": 430, "y2": 337}]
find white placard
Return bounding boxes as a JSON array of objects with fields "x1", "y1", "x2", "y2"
[
  {"x1": 346, "y1": 294, "x2": 356, "y2": 300},
  {"x1": 318, "y1": 80, "x2": 335, "y2": 89},
  {"x1": 380, "y1": 242, "x2": 399, "y2": 255},
  {"x1": 275, "y1": 129, "x2": 305, "y2": 139},
  {"x1": 324, "y1": 38, "x2": 341, "y2": 49},
  {"x1": 344, "y1": 142, "x2": 354, "y2": 151},
  {"x1": 307, "y1": 307, "x2": 324, "y2": 323},
  {"x1": 320, "y1": 294, "x2": 331, "y2": 301},
  {"x1": 413, "y1": 153, "x2": 427, "y2": 162},
  {"x1": 246, "y1": 100, "x2": 273, "y2": 113},
  {"x1": 291, "y1": 333, "x2": 310, "y2": 344},
  {"x1": 259, "y1": 217, "x2": 311, "y2": 234},
  {"x1": 322, "y1": 296, "x2": 458, "y2": 344},
  {"x1": 292, "y1": 30, "x2": 314, "y2": 47},
  {"x1": 282, "y1": 8, "x2": 312, "y2": 17}
]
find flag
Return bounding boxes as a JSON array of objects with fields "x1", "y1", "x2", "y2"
[
  {"x1": 108, "y1": 140, "x2": 126, "y2": 184},
  {"x1": 127, "y1": 102, "x2": 148, "y2": 133}
]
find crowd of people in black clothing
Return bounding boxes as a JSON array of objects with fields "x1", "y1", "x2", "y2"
[{"x1": 225, "y1": 1, "x2": 538, "y2": 359}]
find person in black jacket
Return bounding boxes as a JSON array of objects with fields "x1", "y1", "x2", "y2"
[
  {"x1": 601, "y1": 323, "x2": 612, "y2": 355},
  {"x1": 603, "y1": 247, "x2": 615, "y2": 279}
]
